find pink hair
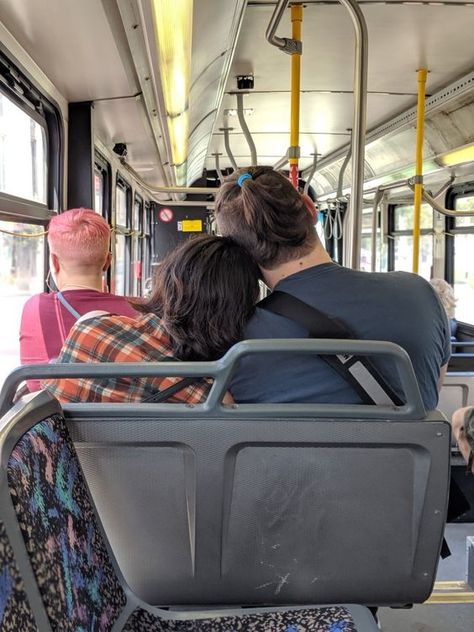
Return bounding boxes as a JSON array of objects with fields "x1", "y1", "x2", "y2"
[{"x1": 48, "y1": 208, "x2": 110, "y2": 267}]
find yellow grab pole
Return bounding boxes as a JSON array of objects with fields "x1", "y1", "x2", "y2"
[
  {"x1": 412, "y1": 68, "x2": 428, "y2": 274},
  {"x1": 289, "y1": 3, "x2": 303, "y2": 189}
]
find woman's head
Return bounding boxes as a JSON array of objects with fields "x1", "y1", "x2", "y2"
[
  {"x1": 132, "y1": 235, "x2": 260, "y2": 360},
  {"x1": 430, "y1": 278, "x2": 456, "y2": 319},
  {"x1": 215, "y1": 166, "x2": 318, "y2": 269}
]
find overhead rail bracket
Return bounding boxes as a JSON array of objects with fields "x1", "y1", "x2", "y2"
[{"x1": 266, "y1": 0, "x2": 303, "y2": 54}]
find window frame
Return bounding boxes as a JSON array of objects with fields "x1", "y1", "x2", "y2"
[
  {"x1": 445, "y1": 184, "x2": 474, "y2": 285},
  {"x1": 387, "y1": 203, "x2": 435, "y2": 274},
  {"x1": 114, "y1": 174, "x2": 132, "y2": 295},
  {"x1": 132, "y1": 193, "x2": 144, "y2": 296},
  {"x1": 142, "y1": 201, "x2": 152, "y2": 283},
  {"x1": 0, "y1": 48, "x2": 63, "y2": 222},
  {"x1": 93, "y1": 151, "x2": 111, "y2": 221}
]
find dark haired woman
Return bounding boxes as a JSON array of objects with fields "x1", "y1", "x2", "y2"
[{"x1": 44, "y1": 235, "x2": 260, "y2": 404}]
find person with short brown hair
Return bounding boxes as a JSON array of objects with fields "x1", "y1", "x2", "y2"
[{"x1": 215, "y1": 167, "x2": 450, "y2": 409}]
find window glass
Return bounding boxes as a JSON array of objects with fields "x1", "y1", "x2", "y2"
[
  {"x1": 393, "y1": 234, "x2": 433, "y2": 279},
  {"x1": 361, "y1": 208, "x2": 373, "y2": 233},
  {"x1": 143, "y1": 205, "x2": 151, "y2": 236},
  {"x1": 133, "y1": 198, "x2": 141, "y2": 231},
  {"x1": 454, "y1": 196, "x2": 474, "y2": 227},
  {"x1": 453, "y1": 233, "x2": 474, "y2": 323},
  {"x1": 360, "y1": 235, "x2": 372, "y2": 272},
  {"x1": 130, "y1": 198, "x2": 143, "y2": 296},
  {"x1": 116, "y1": 186, "x2": 128, "y2": 226},
  {"x1": 94, "y1": 170, "x2": 103, "y2": 214},
  {"x1": 394, "y1": 204, "x2": 433, "y2": 231},
  {"x1": 360, "y1": 209, "x2": 386, "y2": 272},
  {"x1": 0, "y1": 93, "x2": 47, "y2": 203},
  {"x1": 0, "y1": 221, "x2": 45, "y2": 387},
  {"x1": 114, "y1": 233, "x2": 126, "y2": 295}
]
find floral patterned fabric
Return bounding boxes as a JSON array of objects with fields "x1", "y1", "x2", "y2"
[
  {"x1": 7, "y1": 414, "x2": 126, "y2": 631},
  {"x1": 123, "y1": 606, "x2": 358, "y2": 631},
  {"x1": 0, "y1": 521, "x2": 37, "y2": 631}
]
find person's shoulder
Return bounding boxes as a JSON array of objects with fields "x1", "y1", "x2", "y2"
[
  {"x1": 75, "y1": 311, "x2": 136, "y2": 330},
  {"x1": 245, "y1": 304, "x2": 306, "y2": 338},
  {"x1": 99, "y1": 292, "x2": 137, "y2": 315},
  {"x1": 20, "y1": 292, "x2": 52, "y2": 323},
  {"x1": 21, "y1": 292, "x2": 49, "y2": 311}
]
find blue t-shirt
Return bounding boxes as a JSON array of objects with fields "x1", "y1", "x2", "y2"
[{"x1": 231, "y1": 263, "x2": 451, "y2": 410}]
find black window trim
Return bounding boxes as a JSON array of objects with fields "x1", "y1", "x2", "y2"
[
  {"x1": 0, "y1": 47, "x2": 63, "y2": 216},
  {"x1": 445, "y1": 183, "x2": 474, "y2": 284},
  {"x1": 387, "y1": 202, "x2": 434, "y2": 271},
  {"x1": 115, "y1": 173, "x2": 132, "y2": 293},
  {"x1": 94, "y1": 150, "x2": 112, "y2": 222}
]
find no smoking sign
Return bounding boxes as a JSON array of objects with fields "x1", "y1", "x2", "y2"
[{"x1": 158, "y1": 207, "x2": 174, "y2": 223}]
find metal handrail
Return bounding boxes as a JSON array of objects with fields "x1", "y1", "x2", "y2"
[
  {"x1": 236, "y1": 92, "x2": 257, "y2": 166},
  {"x1": 266, "y1": 0, "x2": 368, "y2": 268},
  {"x1": 408, "y1": 182, "x2": 474, "y2": 217},
  {"x1": 265, "y1": 0, "x2": 301, "y2": 53},
  {"x1": 220, "y1": 127, "x2": 239, "y2": 172}
]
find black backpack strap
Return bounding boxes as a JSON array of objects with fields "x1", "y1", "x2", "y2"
[
  {"x1": 143, "y1": 377, "x2": 202, "y2": 403},
  {"x1": 259, "y1": 290, "x2": 403, "y2": 406}
]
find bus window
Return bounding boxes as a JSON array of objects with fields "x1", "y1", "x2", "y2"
[
  {"x1": 360, "y1": 208, "x2": 374, "y2": 272},
  {"x1": 0, "y1": 93, "x2": 47, "y2": 204},
  {"x1": 142, "y1": 202, "x2": 152, "y2": 286},
  {"x1": 0, "y1": 221, "x2": 45, "y2": 386},
  {"x1": 132, "y1": 195, "x2": 143, "y2": 296},
  {"x1": 94, "y1": 169, "x2": 104, "y2": 214},
  {"x1": 116, "y1": 183, "x2": 128, "y2": 227},
  {"x1": 452, "y1": 195, "x2": 474, "y2": 322},
  {"x1": 389, "y1": 203, "x2": 433, "y2": 279},
  {"x1": 114, "y1": 178, "x2": 131, "y2": 295},
  {"x1": 114, "y1": 233, "x2": 126, "y2": 295}
]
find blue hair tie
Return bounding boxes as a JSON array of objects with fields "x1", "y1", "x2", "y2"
[{"x1": 237, "y1": 173, "x2": 253, "y2": 188}]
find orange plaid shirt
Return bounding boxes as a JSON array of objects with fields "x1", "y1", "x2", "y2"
[{"x1": 43, "y1": 313, "x2": 210, "y2": 404}]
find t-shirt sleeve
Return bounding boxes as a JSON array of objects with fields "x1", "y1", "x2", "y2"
[
  {"x1": 431, "y1": 290, "x2": 451, "y2": 366},
  {"x1": 19, "y1": 295, "x2": 45, "y2": 365}
]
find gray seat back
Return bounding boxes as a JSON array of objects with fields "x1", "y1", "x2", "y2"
[
  {"x1": 0, "y1": 340, "x2": 451, "y2": 608},
  {"x1": 438, "y1": 372, "x2": 474, "y2": 426}
]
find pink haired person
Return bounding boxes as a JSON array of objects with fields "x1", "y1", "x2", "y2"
[{"x1": 20, "y1": 209, "x2": 135, "y2": 390}]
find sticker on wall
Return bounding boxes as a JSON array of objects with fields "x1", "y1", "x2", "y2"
[
  {"x1": 180, "y1": 219, "x2": 203, "y2": 232},
  {"x1": 158, "y1": 207, "x2": 174, "y2": 223}
]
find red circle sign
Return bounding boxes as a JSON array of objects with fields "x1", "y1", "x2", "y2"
[{"x1": 159, "y1": 207, "x2": 174, "y2": 222}]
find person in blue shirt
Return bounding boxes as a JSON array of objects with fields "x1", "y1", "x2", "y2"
[{"x1": 215, "y1": 167, "x2": 450, "y2": 410}]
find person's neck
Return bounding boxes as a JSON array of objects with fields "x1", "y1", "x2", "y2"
[
  {"x1": 58, "y1": 274, "x2": 103, "y2": 292},
  {"x1": 262, "y1": 243, "x2": 332, "y2": 290}
]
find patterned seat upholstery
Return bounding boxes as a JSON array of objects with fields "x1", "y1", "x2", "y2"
[
  {"x1": 4, "y1": 409, "x2": 364, "y2": 631},
  {"x1": 123, "y1": 606, "x2": 357, "y2": 631},
  {"x1": 0, "y1": 522, "x2": 37, "y2": 631},
  {"x1": 7, "y1": 414, "x2": 126, "y2": 631}
]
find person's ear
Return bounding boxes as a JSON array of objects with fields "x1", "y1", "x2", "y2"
[
  {"x1": 50, "y1": 253, "x2": 61, "y2": 275},
  {"x1": 103, "y1": 252, "x2": 112, "y2": 272},
  {"x1": 301, "y1": 193, "x2": 317, "y2": 223}
]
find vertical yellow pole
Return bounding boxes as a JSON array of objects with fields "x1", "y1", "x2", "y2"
[
  {"x1": 413, "y1": 68, "x2": 428, "y2": 274},
  {"x1": 289, "y1": 3, "x2": 303, "y2": 189}
]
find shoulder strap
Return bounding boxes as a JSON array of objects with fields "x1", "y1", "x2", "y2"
[
  {"x1": 259, "y1": 290, "x2": 403, "y2": 406},
  {"x1": 143, "y1": 377, "x2": 202, "y2": 403},
  {"x1": 56, "y1": 292, "x2": 81, "y2": 319},
  {"x1": 260, "y1": 291, "x2": 352, "y2": 339}
]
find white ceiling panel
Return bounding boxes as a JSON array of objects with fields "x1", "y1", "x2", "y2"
[{"x1": 0, "y1": 0, "x2": 137, "y2": 101}]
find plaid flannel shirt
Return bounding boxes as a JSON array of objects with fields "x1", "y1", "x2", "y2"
[{"x1": 43, "y1": 313, "x2": 210, "y2": 404}]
